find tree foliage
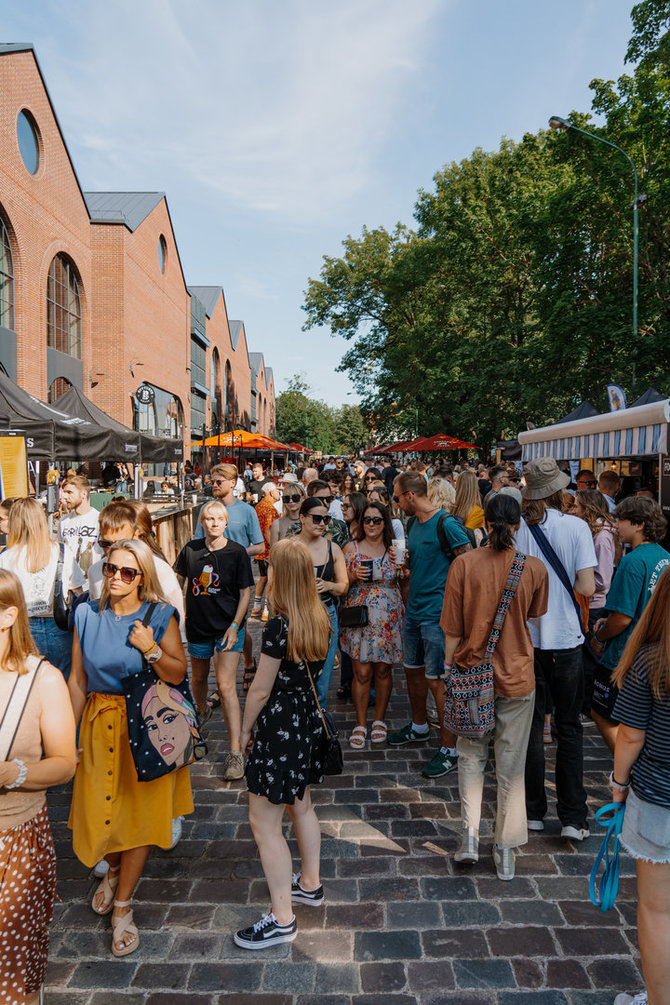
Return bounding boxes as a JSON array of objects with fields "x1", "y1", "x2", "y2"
[
  {"x1": 275, "y1": 375, "x2": 368, "y2": 454},
  {"x1": 303, "y1": 4, "x2": 670, "y2": 451}
]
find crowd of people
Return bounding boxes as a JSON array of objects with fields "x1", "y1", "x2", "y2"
[{"x1": 0, "y1": 451, "x2": 668, "y2": 1004}]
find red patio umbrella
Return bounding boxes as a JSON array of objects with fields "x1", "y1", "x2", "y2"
[{"x1": 405, "y1": 434, "x2": 477, "y2": 451}]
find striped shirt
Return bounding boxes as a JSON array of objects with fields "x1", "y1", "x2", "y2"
[{"x1": 613, "y1": 644, "x2": 670, "y2": 808}]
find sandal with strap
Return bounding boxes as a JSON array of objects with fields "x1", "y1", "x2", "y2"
[
  {"x1": 370, "y1": 720, "x2": 387, "y2": 744},
  {"x1": 91, "y1": 865, "x2": 120, "y2": 916},
  {"x1": 111, "y1": 899, "x2": 140, "y2": 957},
  {"x1": 349, "y1": 726, "x2": 367, "y2": 749},
  {"x1": 207, "y1": 688, "x2": 221, "y2": 709},
  {"x1": 242, "y1": 658, "x2": 257, "y2": 693}
]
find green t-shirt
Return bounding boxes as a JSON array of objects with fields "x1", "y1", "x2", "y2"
[
  {"x1": 601, "y1": 542, "x2": 670, "y2": 670},
  {"x1": 406, "y1": 511, "x2": 470, "y2": 622}
]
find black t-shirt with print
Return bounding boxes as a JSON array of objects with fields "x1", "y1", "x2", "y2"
[{"x1": 174, "y1": 538, "x2": 254, "y2": 642}]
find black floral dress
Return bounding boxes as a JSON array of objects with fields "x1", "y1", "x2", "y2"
[{"x1": 245, "y1": 615, "x2": 326, "y2": 805}]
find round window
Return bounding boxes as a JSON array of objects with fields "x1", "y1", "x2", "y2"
[
  {"x1": 158, "y1": 235, "x2": 167, "y2": 274},
  {"x1": 17, "y1": 109, "x2": 40, "y2": 175}
]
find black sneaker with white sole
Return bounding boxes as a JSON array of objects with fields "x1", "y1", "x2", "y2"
[
  {"x1": 234, "y1": 912, "x2": 297, "y2": 949},
  {"x1": 291, "y1": 873, "x2": 324, "y2": 907}
]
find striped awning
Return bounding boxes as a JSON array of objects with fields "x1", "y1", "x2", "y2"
[{"x1": 518, "y1": 400, "x2": 670, "y2": 462}]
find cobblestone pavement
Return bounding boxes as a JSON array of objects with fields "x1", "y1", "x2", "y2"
[{"x1": 45, "y1": 616, "x2": 641, "y2": 1005}]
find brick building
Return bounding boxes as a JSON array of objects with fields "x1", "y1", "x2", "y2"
[{"x1": 0, "y1": 43, "x2": 275, "y2": 460}]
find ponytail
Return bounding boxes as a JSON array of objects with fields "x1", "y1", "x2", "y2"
[{"x1": 485, "y1": 493, "x2": 521, "y2": 551}]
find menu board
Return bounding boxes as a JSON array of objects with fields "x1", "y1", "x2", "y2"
[{"x1": 660, "y1": 454, "x2": 670, "y2": 521}]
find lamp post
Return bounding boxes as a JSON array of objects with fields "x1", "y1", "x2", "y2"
[{"x1": 549, "y1": 115, "x2": 641, "y2": 340}]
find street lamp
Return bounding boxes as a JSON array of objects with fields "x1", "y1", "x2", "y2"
[{"x1": 549, "y1": 115, "x2": 642, "y2": 340}]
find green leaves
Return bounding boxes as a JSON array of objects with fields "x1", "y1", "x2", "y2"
[{"x1": 275, "y1": 375, "x2": 368, "y2": 454}]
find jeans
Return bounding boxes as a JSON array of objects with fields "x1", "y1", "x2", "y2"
[
  {"x1": 524, "y1": 646, "x2": 588, "y2": 828},
  {"x1": 316, "y1": 604, "x2": 338, "y2": 708},
  {"x1": 458, "y1": 692, "x2": 535, "y2": 848},
  {"x1": 29, "y1": 617, "x2": 73, "y2": 679}
]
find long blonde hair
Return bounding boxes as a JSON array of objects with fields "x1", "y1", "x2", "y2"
[
  {"x1": 270, "y1": 538, "x2": 330, "y2": 662},
  {"x1": 8, "y1": 497, "x2": 53, "y2": 572},
  {"x1": 0, "y1": 569, "x2": 37, "y2": 674},
  {"x1": 612, "y1": 566, "x2": 670, "y2": 698},
  {"x1": 452, "y1": 469, "x2": 480, "y2": 524},
  {"x1": 99, "y1": 539, "x2": 167, "y2": 611},
  {"x1": 427, "y1": 477, "x2": 455, "y2": 513},
  {"x1": 127, "y1": 500, "x2": 168, "y2": 561}
]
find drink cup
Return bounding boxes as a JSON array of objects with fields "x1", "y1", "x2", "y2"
[
  {"x1": 360, "y1": 558, "x2": 373, "y2": 581},
  {"x1": 392, "y1": 539, "x2": 406, "y2": 565}
]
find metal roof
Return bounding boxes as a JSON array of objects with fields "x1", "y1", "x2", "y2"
[
  {"x1": 265, "y1": 367, "x2": 273, "y2": 385},
  {"x1": 249, "y1": 352, "x2": 264, "y2": 375},
  {"x1": 228, "y1": 321, "x2": 244, "y2": 350},
  {"x1": 189, "y1": 286, "x2": 222, "y2": 319},
  {"x1": 84, "y1": 192, "x2": 165, "y2": 231}
]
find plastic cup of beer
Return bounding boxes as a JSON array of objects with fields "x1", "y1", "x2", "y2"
[{"x1": 392, "y1": 538, "x2": 405, "y2": 565}]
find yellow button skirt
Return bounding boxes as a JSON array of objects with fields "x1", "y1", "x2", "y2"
[{"x1": 68, "y1": 692, "x2": 194, "y2": 868}]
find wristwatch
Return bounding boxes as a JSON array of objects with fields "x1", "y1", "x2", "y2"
[{"x1": 145, "y1": 645, "x2": 163, "y2": 664}]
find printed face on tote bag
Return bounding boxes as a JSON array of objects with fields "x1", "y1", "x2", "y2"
[{"x1": 141, "y1": 680, "x2": 199, "y2": 768}]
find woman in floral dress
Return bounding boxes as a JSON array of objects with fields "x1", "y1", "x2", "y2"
[{"x1": 341, "y1": 501, "x2": 404, "y2": 748}]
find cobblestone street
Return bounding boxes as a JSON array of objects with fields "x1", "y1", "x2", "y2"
[{"x1": 45, "y1": 617, "x2": 641, "y2": 1005}]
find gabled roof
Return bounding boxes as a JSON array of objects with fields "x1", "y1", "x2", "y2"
[
  {"x1": 631, "y1": 387, "x2": 665, "y2": 407},
  {"x1": 228, "y1": 321, "x2": 244, "y2": 350},
  {"x1": 189, "y1": 286, "x2": 223, "y2": 319},
  {"x1": 0, "y1": 43, "x2": 89, "y2": 215},
  {"x1": 555, "y1": 401, "x2": 599, "y2": 424},
  {"x1": 84, "y1": 192, "x2": 164, "y2": 231},
  {"x1": 266, "y1": 367, "x2": 274, "y2": 386},
  {"x1": 249, "y1": 352, "x2": 264, "y2": 375}
]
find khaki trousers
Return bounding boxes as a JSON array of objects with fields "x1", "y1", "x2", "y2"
[{"x1": 457, "y1": 691, "x2": 535, "y2": 849}]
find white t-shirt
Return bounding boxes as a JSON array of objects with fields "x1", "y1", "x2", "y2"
[
  {"x1": 0, "y1": 543, "x2": 85, "y2": 617},
  {"x1": 392, "y1": 518, "x2": 405, "y2": 541},
  {"x1": 88, "y1": 554, "x2": 185, "y2": 624},
  {"x1": 58, "y1": 508, "x2": 103, "y2": 573},
  {"x1": 515, "y1": 509, "x2": 597, "y2": 650}
]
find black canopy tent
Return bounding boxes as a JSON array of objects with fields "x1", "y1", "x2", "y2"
[
  {"x1": 57, "y1": 384, "x2": 182, "y2": 463},
  {"x1": 0, "y1": 371, "x2": 132, "y2": 460}
]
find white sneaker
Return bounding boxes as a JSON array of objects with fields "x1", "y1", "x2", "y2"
[
  {"x1": 561, "y1": 824, "x2": 590, "y2": 841},
  {"x1": 527, "y1": 819, "x2": 544, "y2": 831},
  {"x1": 613, "y1": 993, "x2": 648, "y2": 1005},
  {"x1": 93, "y1": 859, "x2": 109, "y2": 878},
  {"x1": 454, "y1": 828, "x2": 479, "y2": 863},
  {"x1": 492, "y1": 845, "x2": 515, "y2": 881},
  {"x1": 169, "y1": 816, "x2": 184, "y2": 850}
]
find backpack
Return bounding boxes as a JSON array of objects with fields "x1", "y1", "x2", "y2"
[{"x1": 407, "y1": 511, "x2": 479, "y2": 557}]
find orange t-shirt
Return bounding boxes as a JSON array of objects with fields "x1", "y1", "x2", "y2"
[{"x1": 440, "y1": 548, "x2": 548, "y2": 697}]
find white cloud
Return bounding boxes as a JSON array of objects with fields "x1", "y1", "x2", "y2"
[{"x1": 32, "y1": 0, "x2": 444, "y2": 222}]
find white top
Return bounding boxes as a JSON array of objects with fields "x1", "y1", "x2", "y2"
[
  {"x1": 515, "y1": 509, "x2": 597, "y2": 649},
  {"x1": 88, "y1": 554, "x2": 185, "y2": 623},
  {"x1": 329, "y1": 498, "x2": 344, "y2": 522},
  {"x1": 0, "y1": 543, "x2": 85, "y2": 617},
  {"x1": 392, "y1": 518, "x2": 405, "y2": 540},
  {"x1": 58, "y1": 508, "x2": 103, "y2": 573}
]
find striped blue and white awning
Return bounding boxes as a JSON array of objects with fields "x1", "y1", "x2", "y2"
[{"x1": 518, "y1": 400, "x2": 670, "y2": 463}]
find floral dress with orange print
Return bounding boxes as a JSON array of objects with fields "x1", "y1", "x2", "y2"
[{"x1": 340, "y1": 545, "x2": 404, "y2": 664}]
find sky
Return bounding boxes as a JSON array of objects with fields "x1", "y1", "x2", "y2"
[{"x1": 5, "y1": 0, "x2": 636, "y2": 406}]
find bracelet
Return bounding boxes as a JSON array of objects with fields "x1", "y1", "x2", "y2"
[
  {"x1": 143, "y1": 641, "x2": 157, "y2": 656},
  {"x1": 443, "y1": 663, "x2": 453, "y2": 673},
  {"x1": 594, "y1": 626, "x2": 606, "y2": 643},
  {"x1": 230, "y1": 622, "x2": 239, "y2": 632},
  {"x1": 609, "y1": 770, "x2": 630, "y2": 792},
  {"x1": 5, "y1": 758, "x2": 27, "y2": 790}
]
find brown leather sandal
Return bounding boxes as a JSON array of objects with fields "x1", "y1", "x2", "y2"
[
  {"x1": 111, "y1": 899, "x2": 139, "y2": 957},
  {"x1": 91, "y1": 865, "x2": 120, "y2": 916}
]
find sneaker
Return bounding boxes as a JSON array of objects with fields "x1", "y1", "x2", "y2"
[
  {"x1": 543, "y1": 723, "x2": 552, "y2": 744},
  {"x1": 223, "y1": 750, "x2": 246, "y2": 781},
  {"x1": 387, "y1": 723, "x2": 430, "y2": 746},
  {"x1": 168, "y1": 816, "x2": 183, "y2": 850},
  {"x1": 249, "y1": 606, "x2": 263, "y2": 620},
  {"x1": 196, "y1": 703, "x2": 212, "y2": 730},
  {"x1": 260, "y1": 606, "x2": 269, "y2": 623},
  {"x1": 291, "y1": 873, "x2": 324, "y2": 907},
  {"x1": 422, "y1": 749, "x2": 458, "y2": 779},
  {"x1": 492, "y1": 845, "x2": 515, "y2": 881},
  {"x1": 454, "y1": 828, "x2": 479, "y2": 863},
  {"x1": 614, "y1": 994, "x2": 648, "y2": 1005},
  {"x1": 93, "y1": 859, "x2": 109, "y2": 879},
  {"x1": 561, "y1": 824, "x2": 590, "y2": 841},
  {"x1": 234, "y1": 912, "x2": 297, "y2": 950},
  {"x1": 527, "y1": 819, "x2": 544, "y2": 831}
]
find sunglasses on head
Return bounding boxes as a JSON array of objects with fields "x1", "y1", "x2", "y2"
[
  {"x1": 309, "y1": 513, "x2": 331, "y2": 526},
  {"x1": 283, "y1": 493, "x2": 302, "y2": 503},
  {"x1": 102, "y1": 562, "x2": 142, "y2": 584},
  {"x1": 363, "y1": 516, "x2": 383, "y2": 526}
]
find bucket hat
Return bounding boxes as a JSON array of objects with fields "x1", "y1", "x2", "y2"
[{"x1": 522, "y1": 458, "x2": 570, "y2": 500}]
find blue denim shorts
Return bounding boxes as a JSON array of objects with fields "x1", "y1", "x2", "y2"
[
  {"x1": 403, "y1": 617, "x2": 445, "y2": 680},
  {"x1": 620, "y1": 788, "x2": 670, "y2": 864},
  {"x1": 188, "y1": 626, "x2": 245, "y2": 660}
]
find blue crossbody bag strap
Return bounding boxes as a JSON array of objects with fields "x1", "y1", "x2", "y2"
[
  {"x1": 589, "y1": 802, "x2": 625, "y2": 912},
  {"x1": 526, "y1": 520, "x2": 583, "y2": 625}
]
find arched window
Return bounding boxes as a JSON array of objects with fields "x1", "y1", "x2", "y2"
[
  {"x1": 211, "y1": 348, "x2": 221, "y2": 430},
  {"x1": 0, "y1": 216, "x2": 14, "y2": 331},
  {"x1": 225, "y1": 360, "x2": 233, "y2": 429},
  {"x1": 48, "y1": 377, "x2": 72, "y2": 403},
  {"x1": 47, "y1": 254, "x2": 81, "y2": 358}
]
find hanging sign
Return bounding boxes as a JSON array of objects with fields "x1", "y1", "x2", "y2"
[{"x1": 136, "y1": 384, "x2": 155, "y2": 406}]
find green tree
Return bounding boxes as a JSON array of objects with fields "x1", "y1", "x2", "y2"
[
  {"x1": 275, "y1": 375, "x2": 338, "y2": 453},
  {"x1": 333, "y1": 404, "x2": 368, "y2": 453}
]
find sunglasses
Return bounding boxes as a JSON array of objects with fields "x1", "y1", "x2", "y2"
[
  {"x1": 283, "y1": 494, "x2": 302, "y2": 503},
  {"x1": 315, "y1": 495, "x2": 332, "y2": 504},
  {"x1": 363, "y1": 516, "x2": 383, "y2": 526},
  {"x1": 578, "y1": 481, "x2": 597, "y2": 488},
  {"x1": 98, "y1": 539, "x2": 115, "y2": 549},
  {"x1": 309, "y1": 513, "x2": 331, "y2": 526},
  {"x1": 342, "y1": 502, "x2": 353, "y2": 509},
  {"x1": 102, "y1": 562, "x2": 142, "y2": 584}
]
